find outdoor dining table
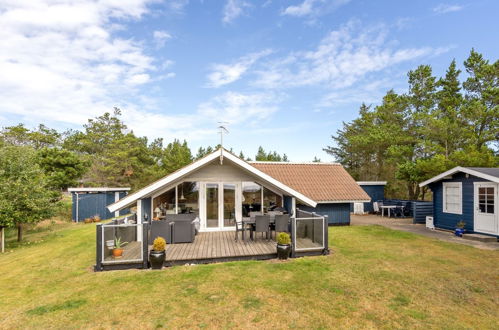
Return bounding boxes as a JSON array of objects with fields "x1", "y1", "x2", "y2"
[
  {"x1": 380, "y1": 205, "x2": 397, "y2": 217},
  {"x1": 241, "y1": 214, "x2": 280, "y2": 241}
]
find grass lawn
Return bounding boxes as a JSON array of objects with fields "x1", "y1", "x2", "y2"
[{"x1": 1, "y1": 222, "x2": 498, "y2": 329}]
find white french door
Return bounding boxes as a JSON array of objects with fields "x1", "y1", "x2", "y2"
[
  {"x1": 200, "y1": 182, "x2": 241, "y2": 231},
  {"x1": 474, "y1": 183, "x2": 498, "y2": 235}
]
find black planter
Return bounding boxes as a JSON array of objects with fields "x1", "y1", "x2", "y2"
[
  {"x1": 277, "y1": 244, "x2": 291, "y2": 260},
  {"x1": 149, "y1": 250, "x2": 166, "y2": 269}
]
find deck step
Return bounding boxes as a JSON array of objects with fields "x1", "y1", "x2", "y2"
[{"x1": 462, "y1": 233, "x2": 497, "y2": 242}]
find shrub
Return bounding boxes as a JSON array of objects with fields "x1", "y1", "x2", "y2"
[
  {"x1": 83, "y1": 218, "x2": 93, "y2": 224},
  {"x1": 153, "y1": 237, "x2": 166, "y2": 251},
  {"x1": 277, "y1": 232, "x2": 291, "y2": 245},
  {"x1": 456, "y1": 220, "x2": 466, "y2": 229},
  {"x1": 114, "y1": 237, "x2": 128, "y2": 249},
  {"x1": 92, "y1": 215, "x2": 101, "y2": 223}
]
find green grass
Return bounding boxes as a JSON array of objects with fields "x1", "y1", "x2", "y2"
[{"x1": 0, "y1": 223, "x2": 498, "y2": 329}]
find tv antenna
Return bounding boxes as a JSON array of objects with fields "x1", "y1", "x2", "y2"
[{"x1": 218, "y1": 122, "x2": 229, "y2": 164}]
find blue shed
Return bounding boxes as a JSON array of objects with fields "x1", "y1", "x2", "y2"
[
  {"x1": 420, "y1": 167, "x2": 499, "y2": 237},
  {"x1": 69, "y1": 187, "x2": 131, "y2": 222},
  {"x1": 298, "y1": 203, "x2": 352, "y2": 225},
  {"x1": 351, "y1": 181, "x2": 387, "y2": 214}
]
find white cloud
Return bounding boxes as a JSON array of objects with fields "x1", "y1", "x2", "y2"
[
  {"x1": 282, "y1": 0, "x2": 350, "y2": 18},
  {"x1": 197, "y1": 91, "x2": 280, "y2": 126},
  {"x1": 0, "y1": 0, "x2": 173, "y2": 128},
  {"x1": 222, "y1": 0, "x2": 251, "y2": 24},
  {"x1": 206, "y1": 49, "x2": 272, "y2": 88},
  {"x1": 252, "y1": 20, "x2": 448, "y2": 90},
  {"x1": 153, "y1": 30, "x2": 172, "y2": 47},
  {"x1": 433, "y1": 4, "x2": 464, "y2": 14}
]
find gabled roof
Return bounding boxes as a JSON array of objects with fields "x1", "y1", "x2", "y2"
[
  {"x1": 107, "y1": 149, "x2": 317, "y2": 213},
  {"x1": 250, "y1": 162, "x2": 371, "y2": 203},
  {"x1": 419, "y1": 166, "x2": 499, "y2": 187}
]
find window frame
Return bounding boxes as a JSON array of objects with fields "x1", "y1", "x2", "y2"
[{"x1": 442, "y1": 182, "x2": 462, "y2": 215}]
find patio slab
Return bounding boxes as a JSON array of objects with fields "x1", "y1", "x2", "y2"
[{"x1": 350, "y1": 214, "x2": 499, "y2": 251}]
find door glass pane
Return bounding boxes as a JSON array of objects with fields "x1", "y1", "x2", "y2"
[
  {"x1": 223, "y1": 184, "x2": 236, "y2": 227},
  {"x1": 486, "y1": 204, "x2": 494, "y2": 214},
  {"x1": 242, "y1": 182, "x2": 261, "y2": 217},
  {"x1": 206, "y1": 183, "x2": 218, "y2": 228},
  {"x1": 479, "y1": 203, "x2": 486, "y2": 212}
]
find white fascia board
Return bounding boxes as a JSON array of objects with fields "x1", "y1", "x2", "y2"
[
  {"x1": 317, "y1": 200, "x2": 371, "y2": 204},
  {"x1": 222, "y1": 151, "x2": 317, "y2": 207},
  {"x1": 419, "y1": 166, "x2": 499, "y2": 187},
  {"x1": 68, "y1": 187, "x2": 131, "y2": 192},
  {"x1": 356, "y1": 181, "x2": 387, "y2": 186},
  {"x1": 107, "y1": 150, "x2": 222, "y2": 213}
]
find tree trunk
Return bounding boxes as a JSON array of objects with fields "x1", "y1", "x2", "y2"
[
  {"x1": 1, "y1": 226, "x2": 4, "y2": 253},
  {"x1": 17, "y1": 223, "x2": 23, "y2": 242}
]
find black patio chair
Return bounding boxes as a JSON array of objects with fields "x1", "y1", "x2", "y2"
[
  {"x1": 273, "y1": 214, "x2": 290, "y2": 238},
  {"x1": 254, "y1": 215, "x2": 270, "y2": 241},
  {"x1": 234, "y1": 218, "x2": 248, "y2": 242}
]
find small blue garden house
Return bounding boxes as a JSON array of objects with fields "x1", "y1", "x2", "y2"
[
  {"x1": 69, "y1": 187, "x2": 131, "y2": 222},
  {"x1": 419, "y1": 167, "x2": 499, "y2": 237}
]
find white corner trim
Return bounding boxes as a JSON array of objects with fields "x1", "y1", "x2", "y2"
[
  {"x1": 420, "y1": 166, "x2": 499, "y2": 187},
  {"x1": 356, "y1": 181, "x2": 387, "y2": 186},
  {"x1": 442, "y1": 182, "x2": 462, "y2": 215}
]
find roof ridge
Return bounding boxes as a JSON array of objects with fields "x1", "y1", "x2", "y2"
[{"x1": 249, "y1": 161, "x2": 341, "y2": 165}]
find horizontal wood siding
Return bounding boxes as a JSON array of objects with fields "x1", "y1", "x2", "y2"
[
  {"x1": 72, "y1": 191, "x2": 130, "y2": 222},
  {"x1": 299, "y1": 203, "x2": 350, "y2": 225},
  {"x1": 430, "y1": 173, "x2": 491, "y2": 232},
  {"x1": 412, "y1": 201, "x2": 433, "y2": 224}
]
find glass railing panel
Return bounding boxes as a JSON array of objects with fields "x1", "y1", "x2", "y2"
[{"x1": 101, "y1": 224, "x2": 143, "y2": 264}]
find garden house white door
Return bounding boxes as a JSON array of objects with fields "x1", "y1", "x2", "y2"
[{"x1": 474, "y1": 183, "x2": 498, "y2": 235}]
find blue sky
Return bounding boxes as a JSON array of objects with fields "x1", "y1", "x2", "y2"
[{"x1": 0, "y1": 0, "x2": 497, "y2": 161}]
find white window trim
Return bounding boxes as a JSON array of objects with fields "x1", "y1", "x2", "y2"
[{"x1": 443, "y1": 182, "x2": 462, "y2": 215}]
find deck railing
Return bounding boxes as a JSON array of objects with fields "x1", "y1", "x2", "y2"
[
  {"x1": 292, "y1": 209, "x2": 329, "y2": 255},
  {"x1": 95, "y1": 215, "x2": 149, "y2": 271}
]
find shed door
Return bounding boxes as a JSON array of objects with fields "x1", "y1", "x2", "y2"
[{"x1": 474, "y1": 183, "x2": 498, "y2": 235}]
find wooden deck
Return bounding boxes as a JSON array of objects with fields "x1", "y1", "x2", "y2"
[{"x1": 163, "y1": 231, "x2": 277, "y2": 265}]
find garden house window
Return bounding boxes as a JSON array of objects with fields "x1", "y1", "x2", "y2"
[{"x1": 443, "y1": 182, "x2": 462, "y2": 214}]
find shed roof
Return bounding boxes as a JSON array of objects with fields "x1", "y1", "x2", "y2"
[
  {"x1": 356, "y1": 181, "x2": 387, "y2": 186},
  {"x1": 466, "y1": 167, "x2": 499, "y2": 178},
  {"x1": 250, "y1": 162, "x2": 371, "y2": 203},
  {"x1": 68, "y1": 187, "x2": 130, "y2": 192},
  {"x1": 419, "y1": 166, "x2": 499, "y2": 187}
]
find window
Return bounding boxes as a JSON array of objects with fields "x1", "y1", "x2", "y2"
[
  {"x1": 242, "y1": 182, "x2": 261, "y2": 217},
  {"x1": 263, "y1": 187, "x2": 283, "y2": 212},
  {"x1": 178, "y1": 182, "x2": 199, "y2": 215},
  {"x1": 478, "y1": 187, "x2": 495, "y2": 214},
  {"x1": 443, "y1": 182, "x2": 462, "y2": 214}
]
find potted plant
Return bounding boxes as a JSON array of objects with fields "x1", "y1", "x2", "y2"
[
  {"x1": 276, "y1": 232, "x2": 291, "y2": 260},
  {"x1": 454, "y1": 220, "x2": 466, "y2": 237},
  {"x1": 112, "y1": 237, "x2": 128, "y2": 258},
  {"x1": 149, "y1": 237, "x2": 166, "y2": 269}
]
